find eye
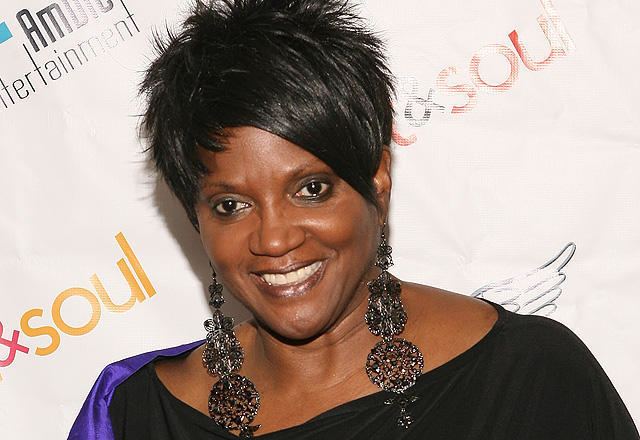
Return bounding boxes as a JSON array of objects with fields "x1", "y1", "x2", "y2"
[
  {"x1": 212, "y1": 199, "x2": 251, "y2": 217},
  {"x1": 296, "y1": 181, "x2": 331, "y2": 199}
]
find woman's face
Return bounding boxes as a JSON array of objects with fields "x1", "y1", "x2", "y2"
[{"x1": 195, "y1": 126, "x2": 391, "y2": 341}]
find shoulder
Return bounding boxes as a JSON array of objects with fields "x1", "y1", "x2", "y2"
[
  {"x1": 404, "y1": 282, "x2": 497, "y2": 331},
  {"x1": 402, "y1": 282, "x2": 600, "y2": 374},
  {"x1": 468, "y1": 302, "x2": 613, "y2": 392},
  {"x1": 108, "y1": 361, "x2": 155, "y2": 408},
  {"x1": 97, "y1": 340, "x2": 205, "y2": 406},
  {"x1": 496, "y1": 308, "x2": 602, "y2": 373},
  {"x1": 403, "y1": 283, "x2": 498, "y2": 339},
  {"x1": 70, "y1": 342, "x2": 202, "y2": 440},
  {"x1": 402, "y1": 283, "x2": 499, "y2": 372},
  {"x1": 492, "y1": 309, "x2": 640, "y2": 437},
  {"x1": 109, "y1": 342, "x2": 206, "y2": 431},
  {"x1": 503, "y1": 308, "x2": 580, "y2": 342}
]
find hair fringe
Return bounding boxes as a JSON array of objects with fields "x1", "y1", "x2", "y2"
[{"x1": 139, "y1": 0, "x2": 395, "y2": 229}]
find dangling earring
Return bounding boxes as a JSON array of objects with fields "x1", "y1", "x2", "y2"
[
  {"x1": 364, "y1": 225, "x2": 424, "y2": 428},
  {"x1": 202, "y1": 264, "x2": 261, "y2": 438}
]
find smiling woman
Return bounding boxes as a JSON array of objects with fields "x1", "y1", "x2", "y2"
[
  {"x1": 196, "y1": 126, "x2": 385, "y2": 341},
  {"x1": 68, "y1": 1, "x2": 639, "y2": 439}
]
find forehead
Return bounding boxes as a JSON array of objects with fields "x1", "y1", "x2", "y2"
[{"x1": 198, "y1": 126, "x2": 333, "y2": 187}]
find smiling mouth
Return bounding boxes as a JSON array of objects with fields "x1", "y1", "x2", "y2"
[
  {"x1": 253, "y1": 260, "x2": 326, "y2": 299},
  {"x1": 260, "y1": 261, "x2": 323, "y2": 286}
]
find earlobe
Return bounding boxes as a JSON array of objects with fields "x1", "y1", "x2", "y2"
[{"x1": 373, "y1": 148, "x2": 392, "y2": 221}]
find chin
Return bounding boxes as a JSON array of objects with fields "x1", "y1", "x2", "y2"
[{"x1": 256, "y1": 307, "x2": 337, "y2": 344}]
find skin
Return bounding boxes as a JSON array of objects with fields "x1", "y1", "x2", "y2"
[{"x1": 156, "y1": 126, "x2": 498, "y2": 435}]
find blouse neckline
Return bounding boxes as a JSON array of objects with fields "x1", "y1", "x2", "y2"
[{"x1": 150, "y1": 299, "x2": 508, "y2": 438}]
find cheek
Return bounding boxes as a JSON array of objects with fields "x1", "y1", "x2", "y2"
[
  {"x1": 195, "y1": 205, "x2": 242, "y2": 277},
  {"x1": 200, "y1": 234, "x2": 247, "y2": 293},
  {"x1": 309, "y1": 194, "x2": 379, "y2": 262}
]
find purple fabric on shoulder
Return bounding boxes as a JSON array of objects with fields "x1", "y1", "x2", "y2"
[{"x1": 67, "y1": 340, "x2": 204, "y2": 440}]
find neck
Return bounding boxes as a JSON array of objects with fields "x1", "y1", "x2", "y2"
[{"x1": 243, "y1": 280, "x2": 378, "y2": 394}]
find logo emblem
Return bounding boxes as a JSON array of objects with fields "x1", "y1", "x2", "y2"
[{"x1": 0, "y1": 21, "x2": 13, "y2": 44}]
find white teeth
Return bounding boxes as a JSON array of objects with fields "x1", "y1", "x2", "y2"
[{"x1": 261, "y1": 261, "x2": 322, "y2": 286}]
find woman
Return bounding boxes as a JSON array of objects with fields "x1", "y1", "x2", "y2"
[{"x1": 70, "y1": 0, "x2": 639, "y2": 439}]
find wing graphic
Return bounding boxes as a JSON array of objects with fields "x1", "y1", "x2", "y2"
[{"x1": 471, "y1": 242, "x2": 576, "y2": 316}]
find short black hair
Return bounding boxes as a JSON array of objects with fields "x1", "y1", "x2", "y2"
[{"x1": 140, "y1": 0, "x2": 395, "y2": 227}]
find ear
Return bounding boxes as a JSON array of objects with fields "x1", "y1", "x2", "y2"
[{"x1": 372, "y1": 147, "x2": 392, "y2": 223}]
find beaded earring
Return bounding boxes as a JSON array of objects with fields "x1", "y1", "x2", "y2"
[
  {"x1": 202, "y1": 265, "x2": 261, "y2": 438},
  {"x1": 364, "y1": 226, "x2": 425, "y2": 428}
]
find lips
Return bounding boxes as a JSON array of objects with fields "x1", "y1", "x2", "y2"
[
  {"x1": 251, "y1": 260, "x2": 326, "y2": 298},
  {"x1": 260, "y1": 261, "x2": 322, "y2": 286}
]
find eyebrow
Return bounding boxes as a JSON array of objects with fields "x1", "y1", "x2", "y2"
[
  {"x1": 201, "y1": 159, "x2": 333, "y2": 192},
  {"x1": 286, "y1": 159, "x2": 333, "y2": 179},
  {"x1": 201, "y1": 181, "x2": 237, "y2": 192}
]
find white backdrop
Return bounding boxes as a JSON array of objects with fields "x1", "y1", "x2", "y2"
[{"x1": 0, "y1": 0, "x2": 638, "y2": 438}]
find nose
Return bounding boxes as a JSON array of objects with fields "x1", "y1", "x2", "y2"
[{"x1": 248, "y1": 207, "x2": 305, "y2": 257}]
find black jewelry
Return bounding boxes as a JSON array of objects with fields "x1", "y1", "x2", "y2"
[
  {"x1": 365, "y1": 226, "x2": 424, "y2": 428},
  {"x1": 203, "y1": 266, "x2": 261, "y2": 438}
]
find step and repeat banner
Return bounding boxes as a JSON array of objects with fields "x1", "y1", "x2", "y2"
[{"x1": 0, "y1": 0, "x2": 638, "y2": 437}]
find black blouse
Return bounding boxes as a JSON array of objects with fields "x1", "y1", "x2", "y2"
[{"x1": 108, "y1": 302, "x2": 639, "y2": 439}]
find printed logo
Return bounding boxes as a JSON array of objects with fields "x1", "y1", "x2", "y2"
[
  {"x1": 16, "y1": 0, "x2": 118, "y2": 53},
  {"x1": 0, "y1": 21, "x2": 13, "y2": 44},
  {"x1": 0, "y1": 232, "x2": 156, "y2": 383},
  {"x1": 472, "y1": 242, "x2": 576, "y2": 316},
  {"x1": 392, "y1": 0, "x2": 576, "y2": 146},
  {"x1": 0, "y1": 0, "x2": 139, "y2": 112}
]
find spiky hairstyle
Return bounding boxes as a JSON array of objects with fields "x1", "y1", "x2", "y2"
[{"x1": 140, "y1": 0, "x2": 395, "y2": 227}]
